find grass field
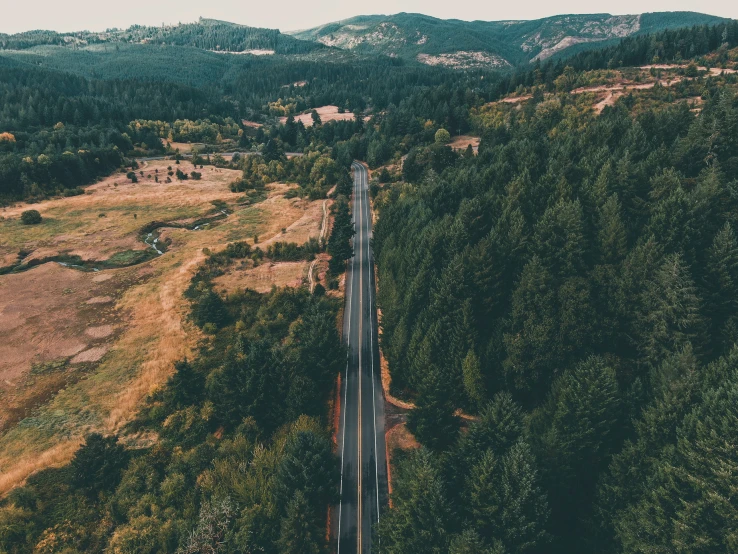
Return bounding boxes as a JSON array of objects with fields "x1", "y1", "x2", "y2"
[{"x1": 0, "y1": 165, "x2": 326, "y2": 494}]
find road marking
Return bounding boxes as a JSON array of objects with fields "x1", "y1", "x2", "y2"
[
  {"x1": 357, "y1": 163, "x2": 364, "y2": 554},
  {"x1": 362, "y1": 165, "x2": 382, "y2": 535}
]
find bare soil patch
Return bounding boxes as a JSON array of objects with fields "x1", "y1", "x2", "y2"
[
  {"x1": 87, "y1": 296, "x2": 114, "y2": 304},
  {"x1": 71, "y1": 346, "x2": 109, "y2": 364},
  {"x1": 85, "y1": 325, "x2": 115, "y2": 338}
]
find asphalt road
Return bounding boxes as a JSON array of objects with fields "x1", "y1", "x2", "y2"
[{"x1": 334, "y1": 162, "x2": 388, "y2": 553}]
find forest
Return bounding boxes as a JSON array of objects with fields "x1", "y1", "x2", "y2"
[{"x1": 373, "y1": 48, "x2": 738, "y2": 553}]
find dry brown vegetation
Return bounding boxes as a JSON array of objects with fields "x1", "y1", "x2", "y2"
[
  {"x1": 278, "y1": 105, "x2": 358, "y2": 127},
  {"x1": 0, "y1": 164, "x2": 325, "y2": 495},
  {"x1": 448, "y1": 135, "x2": 480, "y2": 152}
]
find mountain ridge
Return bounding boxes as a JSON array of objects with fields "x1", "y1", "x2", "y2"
[{"x1": 289, "y1": 11, "x2": 729, "y2": 67}]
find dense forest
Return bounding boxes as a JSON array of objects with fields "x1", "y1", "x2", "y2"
[{"x1": 373, "y1": 48, "x2": 738, "y2": 553}]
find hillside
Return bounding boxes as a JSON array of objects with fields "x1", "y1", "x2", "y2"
[
  {"x1": 0, "y1": 18, "x2": 324, "y2": 55},
  {"x1": 290, "y1": 11, "x2": 728, "y2": 68}
]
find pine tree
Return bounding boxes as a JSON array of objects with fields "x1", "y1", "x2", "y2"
[
  {"x1": 449, "y1": 529, "x2": 504, "y2": 554},
  {"x1": 468, "y1": 449, "x2": 502, "y2": 539},
  {"x1": 637, "y1": 253, "x2": 706, "y2": 369},
  {"x1": 495, "y1": 441, "x2": 550, "y2": 554},
  {"x1": 531, "y1": 199, "x2": 587, "y2": 280},
  {"x1": 703, "y1": 222, "x2": 738, "y2": 354},
  {"x1": 462, "y1": 350, "x2": 486, "y2": 411},
  {"x1": 378, "y1": 449, "x2": 451, "y2": 554},
  {"x1": 276, "y1": 491, "x2": 323, "y2": 554},
  {"x1": 597, "y1": 193, "x2": 628, "y2": 264},
  {"x1": 529, "y1": 356, "x2": 620, "y2": 550},
  {"x1": 407, "y1": 366, "x2": 460, "y2": 452},
  {"x1": 615, "y1": 368, "x2": 738, "y2": 554},
  {"x1": 165, "y1": 358, "x2": 204, "y2": 410},
  {"x1": 503, "y1": 256, "x2": 557, "y2": 396}
]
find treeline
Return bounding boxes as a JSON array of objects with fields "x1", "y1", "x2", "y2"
[
  {"x1": 500, "y1": 20, "x2": 738, "y2": 96},
  {"x1": 374, "y1": 78, "x2": 738, "y2": 552},
  {"x1": 0, "y1": 19, "x2": 324, "y2": 55},
  {"x1": 0, "y1": 247, "x2": 343, "y2": 552},
  {"x1": 0, "y1": 63, "x2": 233, "y2": 130},
  {"x1": 130, "y1": 118, "x2": 242, "y2": 144},
  {"x1": 0, "y1": 124, "x2": 126, "y2": 200}
]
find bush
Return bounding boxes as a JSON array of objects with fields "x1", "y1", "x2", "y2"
[
  {"x1": 434, "y1": 128, "x2": 451, "y2": 144},
  {"x1": 20, "y1": 210, "x2": 42, "y2": 225}
]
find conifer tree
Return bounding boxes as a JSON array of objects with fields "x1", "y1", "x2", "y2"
[
  {"x1": 378, "y1": 449, "x2": 451, "y2": 554},
  {"x1": 276, "y1": 491, "x2": 323, "y2": 554},
  {"x1": 407, "y1": 366, "x2": 460, "y2": 452}
]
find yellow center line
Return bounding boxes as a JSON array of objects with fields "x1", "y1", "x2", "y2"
[{"x1": 357, "y1": 164, "x2": 364, "y2": 554}]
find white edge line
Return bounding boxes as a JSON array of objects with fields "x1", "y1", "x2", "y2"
[{"x1": 363, "y1": 165, "x2": 382, "y2": 530}]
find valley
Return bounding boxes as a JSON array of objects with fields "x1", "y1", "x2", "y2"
[{"x1": 0, "y1": 10, "x2": 737, "y2": 554}]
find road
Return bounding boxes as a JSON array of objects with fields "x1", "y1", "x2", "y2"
[{"x1": 334, "y1": 162, "x2": 388, "y2": 553}]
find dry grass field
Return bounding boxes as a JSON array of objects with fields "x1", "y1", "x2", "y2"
[
  {"x1": 0, "y1": 163, "x2": 326, "y2": 494},
  {"x1": 278, "y1": 105, "x2": 358, "y2": 127}
]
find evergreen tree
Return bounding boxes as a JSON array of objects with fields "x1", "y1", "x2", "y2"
[
  {"x1": 503, "y1": 256, "x2": 557, "y2": 397},
  {"x1": 462, "y1": 350, "x2": 486, "y2": 411},
  {"x1": 164, "y1": 359, "x2": 205, "y2": 410},
  {"x1": 529, "y1": 356, "x2": 620, "y2": 550},
  {"x1": 378, "y1": 449, "x2": 452, "y2": 554},
  {"x1": 703, "y1": 222, "x2": 738, "y2": 354},
  {"x1": 637, "y1": 253, "x2": 705, "y2": 369},
  {"x1": 450, "y1": 529, "x2": 504, "y2": 554},
  {"x1": 407, "y1": 366, "x2": 460, "y2": 452},
  {"x1": 276, "y1": 491, "x2": 323, "y2": 554},
  {"x1": 596, "y1": 193, "x2": 628, "y2": 265},
  {"x1": 71, "y1": 433, "x2": 130, "y2": 498}
]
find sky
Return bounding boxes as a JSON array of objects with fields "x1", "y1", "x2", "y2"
[{"x1": 1, "y1": 0, "x2": 735, "y2": 34}]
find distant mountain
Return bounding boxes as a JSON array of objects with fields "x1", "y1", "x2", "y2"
[
  {"x1": 289, "y1": 11, "x2": 729, "y2": 68},
  {"x1": 0, "y1": 18, "x2": 324, "y2": 55}
]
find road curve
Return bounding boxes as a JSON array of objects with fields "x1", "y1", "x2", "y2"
[{"x1": 333, "y1": 162, "x2": 388, "y2": 553}]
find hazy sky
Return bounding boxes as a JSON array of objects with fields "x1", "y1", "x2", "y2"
[{"x1": 1, "y1": 0, "x2": 735, "y2": 34}]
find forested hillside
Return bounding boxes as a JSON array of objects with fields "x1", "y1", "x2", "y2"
[
  {"x1": 373, "y1": 32, "x2": 738, "y2": 552},
  {"x1": 0, "y1": 18, "x2": 322, "y2": 54}
]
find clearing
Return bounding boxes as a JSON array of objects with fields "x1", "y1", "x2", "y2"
[
  {"x1": 0, "y1": 163, "x2": 326, "y2": 494},
  {"x1": 279, "y1": 105, "x2": 357, "y2": 127},
  {"x1": 448, "y1": 135, "x2": 480, "y2": 152}
]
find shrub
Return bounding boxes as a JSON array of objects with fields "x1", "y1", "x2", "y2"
[
  {"x1": 434, "y1": 128, "x2": 451, "y2": 144},
  {"x1": 20, "y1": 210, "x2": 42, "y2": 225}
]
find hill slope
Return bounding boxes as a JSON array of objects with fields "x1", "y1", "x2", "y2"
[
  {"x1": 0, "y1": 18, "x2": 324, "y2": 55},
  {"x1": 290, "y1": 11, "x2": 728, "y2": 67}
]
